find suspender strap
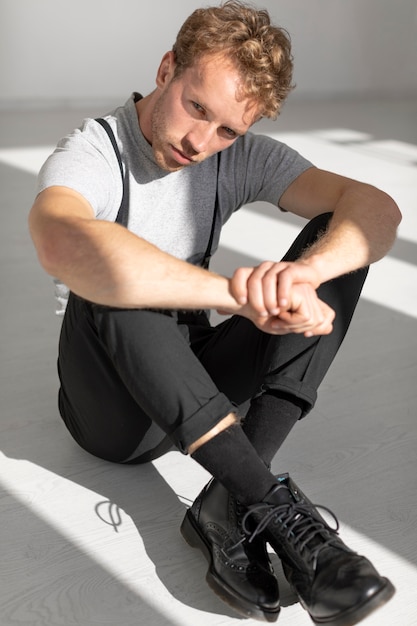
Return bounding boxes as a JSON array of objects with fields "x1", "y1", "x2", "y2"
[
  {"x1": 95, "y1": 118, "x2": 130, "y2": 227},
  {"x1": 202, "y1": 151, "x2": 221, "y2": 269},
  {"x1": 95, "y1": 117, "x2": 219, "y2": 269}
]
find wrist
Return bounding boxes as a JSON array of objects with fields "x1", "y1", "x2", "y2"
[
  {"x1": 296, "y1": 254, "x2": 328, "y2": 287},
  {"x1": 204, "y1": 273, "x2": 242, "y2": 314}
]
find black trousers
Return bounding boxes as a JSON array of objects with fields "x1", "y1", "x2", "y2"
[{"x1": 57, "y1": 213, "x2": 368, "y2": 464}]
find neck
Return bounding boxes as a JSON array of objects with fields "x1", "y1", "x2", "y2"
[{"x1": 135, "y1": 92, "x2": 154, "y2": 145}]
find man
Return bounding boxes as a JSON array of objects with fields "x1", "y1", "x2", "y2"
[{"x1": 29, "y1": 1, "x2": 401, "y2": 624}]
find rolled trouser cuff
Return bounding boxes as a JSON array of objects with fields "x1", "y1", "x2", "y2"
[{"x1": 170, "y1": 393, "x2": 236, "y2": 454}]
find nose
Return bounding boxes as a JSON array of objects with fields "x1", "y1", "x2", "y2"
[{"x1": 185, "y1": 122, "x2": 216, "y2": 154}]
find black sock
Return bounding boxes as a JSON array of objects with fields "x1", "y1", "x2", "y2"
[
  {"x1": 191, "y1": 424, "x2": 277, "y2": 505},
  {"x1": 242, "y1": 392, "x2": 303, "y2": 466}
]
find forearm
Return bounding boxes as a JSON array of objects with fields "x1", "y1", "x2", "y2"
[
  {"x1": 300, "y1": 184, "x2": 401, "y2": 284},
  {"x1": 30, "y1": 208, "x2": 240, "y2": 311}
]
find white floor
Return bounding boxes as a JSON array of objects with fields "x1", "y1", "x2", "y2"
[{"x1": 1, "y1": 97, "x2": 417, "y2": 626}]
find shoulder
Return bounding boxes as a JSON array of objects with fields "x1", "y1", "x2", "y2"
[
  {"x1": 36, "y1": 101, "x2": 134, "y2": 216},
  {"x1": 219, "y1": 130, "x2": 313, "y2": 178},
  {"x1": 232, "y1": 130, "x2": 307, "y2": 159},
  {"x1": 218, "y1": 131, "x2": 311, "y2": 177},
  {"x1": 49, "y1": 95, "x2": 135, "y2": 164}
]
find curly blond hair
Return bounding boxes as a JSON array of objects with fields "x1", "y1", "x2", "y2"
[{"x1": 172, "y1": 1, "x2": 294, "y2": 119}]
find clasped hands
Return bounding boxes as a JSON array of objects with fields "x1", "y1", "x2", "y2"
[{"x1": 220, "y1": 260, "x2": 335, "y2": 337}]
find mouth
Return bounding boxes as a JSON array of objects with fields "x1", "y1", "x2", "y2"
[{"x1": 170, "y1": 145, "x2": 196, "y2": 165}]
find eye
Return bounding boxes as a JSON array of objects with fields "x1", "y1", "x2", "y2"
[
  {"x1": 222, "y1": 126, "x2": 237, "y2": 139},
  {"x1": 192, "y1": 101, "x2": 205, "y2": 114}
]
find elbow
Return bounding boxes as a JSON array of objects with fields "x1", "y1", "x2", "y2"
[
  {"x1": 366, "y1": 184, "x2": 402, "y2": 234},
  {"x1": 364, "y1": 184, "x2": 402, "y2": 229},
  {"x1": 377, "y1": 190, "x2": 402, "y2": 257},
  {"x1": 384, "y1": 193, "x2": 402, "y2": 245},
  {"x1": 28, "y1": 213, "x2": 65, "y2": 278},
  {"x1": 31, "y1": 235, "x2": 61, "y2": 278},
  {"x1": 386, "y1": 193, "x2": 402, "y2": 229},
  {"x1": 35, "y1": 239, "x2": 63, "y2": 277}
]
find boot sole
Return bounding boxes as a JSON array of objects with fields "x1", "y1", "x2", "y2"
[
  {"x1": 181, "y1": 509, "x2": 280, "y2": 623},
  {"x1": 305, "y1": 577, "x2": 396, "y2": 626}
]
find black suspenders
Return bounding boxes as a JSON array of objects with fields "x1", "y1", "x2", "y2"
[
  {"x1": 203, "y1": 152, "x2": 221, "y2": 269},
  {"x1": 95, "y1": 118, "x2": 130, "y2": 228},
  {"x1": 95, "y1": 117, "x2": 219, "y2": 269}
]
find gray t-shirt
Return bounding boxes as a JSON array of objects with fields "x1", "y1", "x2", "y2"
[{"x1": 37, "y1": 93, "x2": 313, "y2": 313}]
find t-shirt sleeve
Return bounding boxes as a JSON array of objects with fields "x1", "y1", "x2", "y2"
[
  {"x1": 219, "y1": 132, "x2": 314, "y2": 212},
  {"x1": 257, "y1": 135, "x2": 314, "y2": 207},
  {"x1": 36, "y1": 119, "x2": 122, "y2": 220}
]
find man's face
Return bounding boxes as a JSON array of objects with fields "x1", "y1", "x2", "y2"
[{"x1": 150, "y1": 53, "x2": 259, "y2": 172}]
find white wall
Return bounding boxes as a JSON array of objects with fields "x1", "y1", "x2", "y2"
[{"x1": 1, "y1": 0, "x2": 416, "y2": 108}]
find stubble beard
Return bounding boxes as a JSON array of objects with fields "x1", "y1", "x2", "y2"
[
  {"x1": 151, "y1": 96, "x2": 185, "y2": 172},
  {"x1": 151, "y1": 92, "x2": 205, "y2": 172}
]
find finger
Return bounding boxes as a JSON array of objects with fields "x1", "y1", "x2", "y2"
[
  {"x1": 260, "y1": 265, "x2": 283, "y2": 315},
  {"x1": 274, "y1": 265, "x2": 294, "y2": 309},
  {"x1": 230, "y1": 267, "x2": 253, "y2": 304},
  {"x1": 280, "y1": 288, "x2": 319, "y2": 327},
  {"x1": 304, "y1": 321, "x2": 333, "y2": 337},
  {"x1": 276, "y1": 263, "x2": 320, "y2": 309},
  {"x1": 249, "y1": 261, "x2": 291, "y2": 315},
  {"x1": 271, "y1": 310, "x2": 314, "y2": 332},
  {"x1": 304, "y1": 302, "x2": 335, "y2": 336},
  {"x1": 271, "y1": 294, "x2": 332, "y2": 334},
  {"x1": 246, "y1": 262, "x2": 276, "y2": 316}
]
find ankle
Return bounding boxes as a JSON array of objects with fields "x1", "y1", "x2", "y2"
[{"x1": 188, "y1": 412, "x2": 238, "y2": 455}]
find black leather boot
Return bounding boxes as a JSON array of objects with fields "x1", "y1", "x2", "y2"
[
  {"x1": 181, "y1": 478, "x2": 280, "y2": 622},
  {"x1": 242, "y1": 474, "x2": 395, "y2": 626}
]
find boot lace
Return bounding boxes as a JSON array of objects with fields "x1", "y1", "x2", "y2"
[{"x1": 241, "y1": 495, "x2": 341, "y2": 569}]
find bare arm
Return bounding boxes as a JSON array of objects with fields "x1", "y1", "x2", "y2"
[
  {"x1": 29, "y1": 186, "x2": 240, "y2": 311},
  {"x1": 228, "y1": 167, "x2": 401, "y2": 335},
  {"x1": 30, "y1": 186, "x2": 327, "y2": 336},
  {"x1": 279, "y1": 167, "x2": 402, "y2": 284}
]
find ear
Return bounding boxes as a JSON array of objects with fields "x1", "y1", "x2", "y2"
[{"x1": 156, "y1": 51, "x2": 176, "y2": 89}]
